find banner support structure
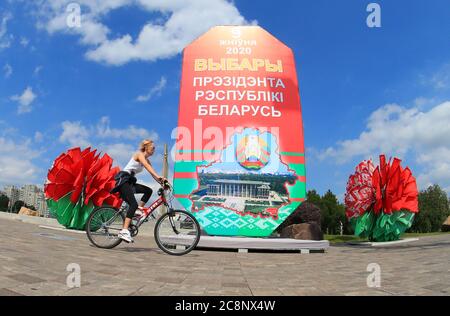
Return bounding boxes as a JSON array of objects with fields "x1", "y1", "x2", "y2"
[{"x1": 160, "y1": 143, "x2": 169, "y2": 215}]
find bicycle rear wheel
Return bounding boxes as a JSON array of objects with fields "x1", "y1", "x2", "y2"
[
  {"x1": 154, "y1": 209, "x2": 201, "y2": 255},
  {"x1": 86, "y1": 206, "x2": 124, "y2": 249}
]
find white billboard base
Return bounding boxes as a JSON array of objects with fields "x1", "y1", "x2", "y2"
[{"x1": 159, "y1": 234, "x2": 329, "y2": 253}]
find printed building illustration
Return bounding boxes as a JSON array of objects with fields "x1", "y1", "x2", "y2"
[{"x1": 207, "y1": 179, "x2": 270, "y2": 199}]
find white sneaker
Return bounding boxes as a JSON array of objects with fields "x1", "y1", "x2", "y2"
[
  {"x1": 135, "y1": 207, "x2": 144, "y2": 217},
  {"x1": 118, "y1": 229, "x2": 133, "y2": 243}
]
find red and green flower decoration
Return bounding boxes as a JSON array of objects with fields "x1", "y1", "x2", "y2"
[
  {"x1": 44, "y1": 147, "x2": 122, "y2": 230},
  {"x1": 345, "y1": 155, "x2": 419, "y2": 242}
]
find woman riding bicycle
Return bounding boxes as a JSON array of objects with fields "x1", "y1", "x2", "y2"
[{"x1": 112, "y1": 139, "x2": 166, "y2": 243}]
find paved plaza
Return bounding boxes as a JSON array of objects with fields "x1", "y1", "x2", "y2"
[{"x1": 0, "y1": 216, "x2": 449, "y2": 296}]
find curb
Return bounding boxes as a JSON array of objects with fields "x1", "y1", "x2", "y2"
[
  {"x1": 38, "y1": 225, "x2": 86, "y2": 234},
  {"x1": 346, "y1": 238, "x2": 419, "y2": 247}
]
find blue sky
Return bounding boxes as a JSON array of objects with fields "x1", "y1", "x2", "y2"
[{"x1": 1, "y1": 0, "x2": 449, "y2": 198}]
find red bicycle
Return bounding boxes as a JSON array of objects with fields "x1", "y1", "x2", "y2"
[{"x1": 85, "y1": 181, "x2": 201, "y2": 255}]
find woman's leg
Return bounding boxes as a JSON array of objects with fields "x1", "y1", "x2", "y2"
[
  {"x1": 119, "y1": 182, "x2": 139, "y2": 230},
  {"x1": 134, "y1": 183, "x2": 153, "y2": 207}
]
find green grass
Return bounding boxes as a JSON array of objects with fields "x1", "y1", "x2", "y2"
[
  {"x1": 403, "y1": 231, "x2": 450, "y2": 237},
  {"x1": 324, "y1": 235, "x2": 365, "y2": 244},
  {"x1": 325, "y1": 231, "x2": 450, "y2": 244}
]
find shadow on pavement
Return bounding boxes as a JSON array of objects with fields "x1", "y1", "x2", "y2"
[
  {"x1": 112, "y1": 247, "x2": 202, "y2": 257},
  {"x1": 332, "y1": 240, "x2": 450, "y2": 252},
  {"x1": 114, "y1": 247, "x2": 160, "y2": 253}
]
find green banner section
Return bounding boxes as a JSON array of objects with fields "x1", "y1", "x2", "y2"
[
  {"x1": 173, "y1": 159, "x2": 307, "y2": 237},
  {"x1": 351, "y1": 210, "x2": 416, "y2": 242},
  {"x1": 174, "y1": 161, "x2": 207, "y2": 173},
  {"x1": 47, "y1": 192, "x2": 95, "y2": 230},
  {"x1": 280, "y1": 152, "x2": 305, "y2": 156},
  {"x1": 288, "y1": 163, "x2": 306, "y2": 176},
  {"x1": 173, "y1": 178, "x2": 198, "y2": 195}
]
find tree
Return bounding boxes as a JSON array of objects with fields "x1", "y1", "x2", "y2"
[
  {"x1": 0, "y1": 194, "x2": 9, "y2": 212},
  {"x1": 305, "y1": 189, "x2": 353, "y2": 235},
  {"x1": 12, "y1": 200, "x2": 25, "y2": 214},
  {"x1": 409, "y1": 184, "x2": 450, "y2": 233},
  {"x1": 320, "y1": 190, "x2": 346, "y2": 235},
  {"x1": 11, "y1": 200, "x2": 38, "y2": 213},
  {"x1": 306, "y1": 190, "x2": 322, "y2": 206}
]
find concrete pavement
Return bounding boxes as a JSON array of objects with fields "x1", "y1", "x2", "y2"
[{"x1": 0, "y1": 214, "x2": 449, "y2": 296}]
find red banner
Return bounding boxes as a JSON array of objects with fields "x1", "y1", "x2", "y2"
[{"x1": 174, "y1": 26, "x2": 306, "y2": 237}]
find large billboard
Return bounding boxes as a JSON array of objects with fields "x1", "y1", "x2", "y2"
[{"x1": 173, "y1": 26, "x2": 306, "y2": 237}]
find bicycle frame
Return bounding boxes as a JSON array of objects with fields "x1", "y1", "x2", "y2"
[
  {"x1": 100, "y1": 183, "x2": 173, "y2": 235},
  {"x1": 129, "y1": 185, "x2": 172, "y2": 228}
]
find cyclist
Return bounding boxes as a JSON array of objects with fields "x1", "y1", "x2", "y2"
[{"x1": 111, "y1": 139, "x2": 166, "y2": 243}]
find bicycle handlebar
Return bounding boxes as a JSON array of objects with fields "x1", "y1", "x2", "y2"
[{"x1": 162, "y1": 179, "x2": 172, "y2": 190}]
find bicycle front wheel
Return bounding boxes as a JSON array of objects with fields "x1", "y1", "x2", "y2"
[
  {"x1": 86, "y1": 206, "x2": 124, "y2": 249},
  {"x1": 154, "y1": 210, "x2": 201, "y2": 255}
]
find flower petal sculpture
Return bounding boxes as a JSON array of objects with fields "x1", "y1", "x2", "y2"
[
  {"x1": 45, "y1": 147, "x2": 122, "y2": 230},
  {"x1": 345, "y1": 155, "x2": 419, "y2": 242},
  {"x1": 344, "y1": 160, "x2": 376, "y2": 219}
]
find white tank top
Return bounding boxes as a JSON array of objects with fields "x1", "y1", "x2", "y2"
[{"x1": 123, "y1": 157, "x2": 144, "y2": 175}]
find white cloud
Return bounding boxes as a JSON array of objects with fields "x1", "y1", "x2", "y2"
[
  {"x1": 320, "y1": 101, "x2": 450, "y2": 193},
  {"x1": 0, "y1": 12, "x2": 13, "y2": 50},
  {"x1": 430, "y1": 64, "x2": 450, "y2": 90},
  {"x1": 415, "y1": 147, "x2": 450, "y2": 191},
  {"x1": 0, "y1": 137, "x2": 41, "y2": 186},
  {"x1": 60, "y1": 116, "x2": 159, "y2": 150},
  {"x1": 10, "y1": 87, "x2": 37, "y2": 114},
  {"x1": 20, "y1": 36, "x2": 29, "y2": 47},
  {"x1": 420, "y1": 63, "x2": 450, "y2": 91},
  {"x1": 96, "y1": 116, "x2": 159, "y2": 141},
  {"x1": 34, "y1": 65, "x2": 44, "y2": 76},
  {"x1": 32, "y1": 0, "x2": 254, "y2": 66},
  {"x1": 34, "y1": 131, "x2": 44, "y2": 142},
  {"x1": 100, "y1": 142, "x2": 135, "y2": 168},
  {"x1": 59, "y1": 121, "x2": 91, "y2": 148},
  {"x1": 136, "y1": 76, "x2": 167, "y2": 102},
  {"x1": 3, "y1": 63, "x2": 13, "y2": 78}
]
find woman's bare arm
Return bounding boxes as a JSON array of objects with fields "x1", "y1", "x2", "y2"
[{"x1": 136, "y1": 152, "x2": 162, "y2": 182}]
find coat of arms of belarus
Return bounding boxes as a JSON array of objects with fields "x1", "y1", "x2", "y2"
[{"x1": 235, "y1": 134, "x2": 270, "y2": 170}]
